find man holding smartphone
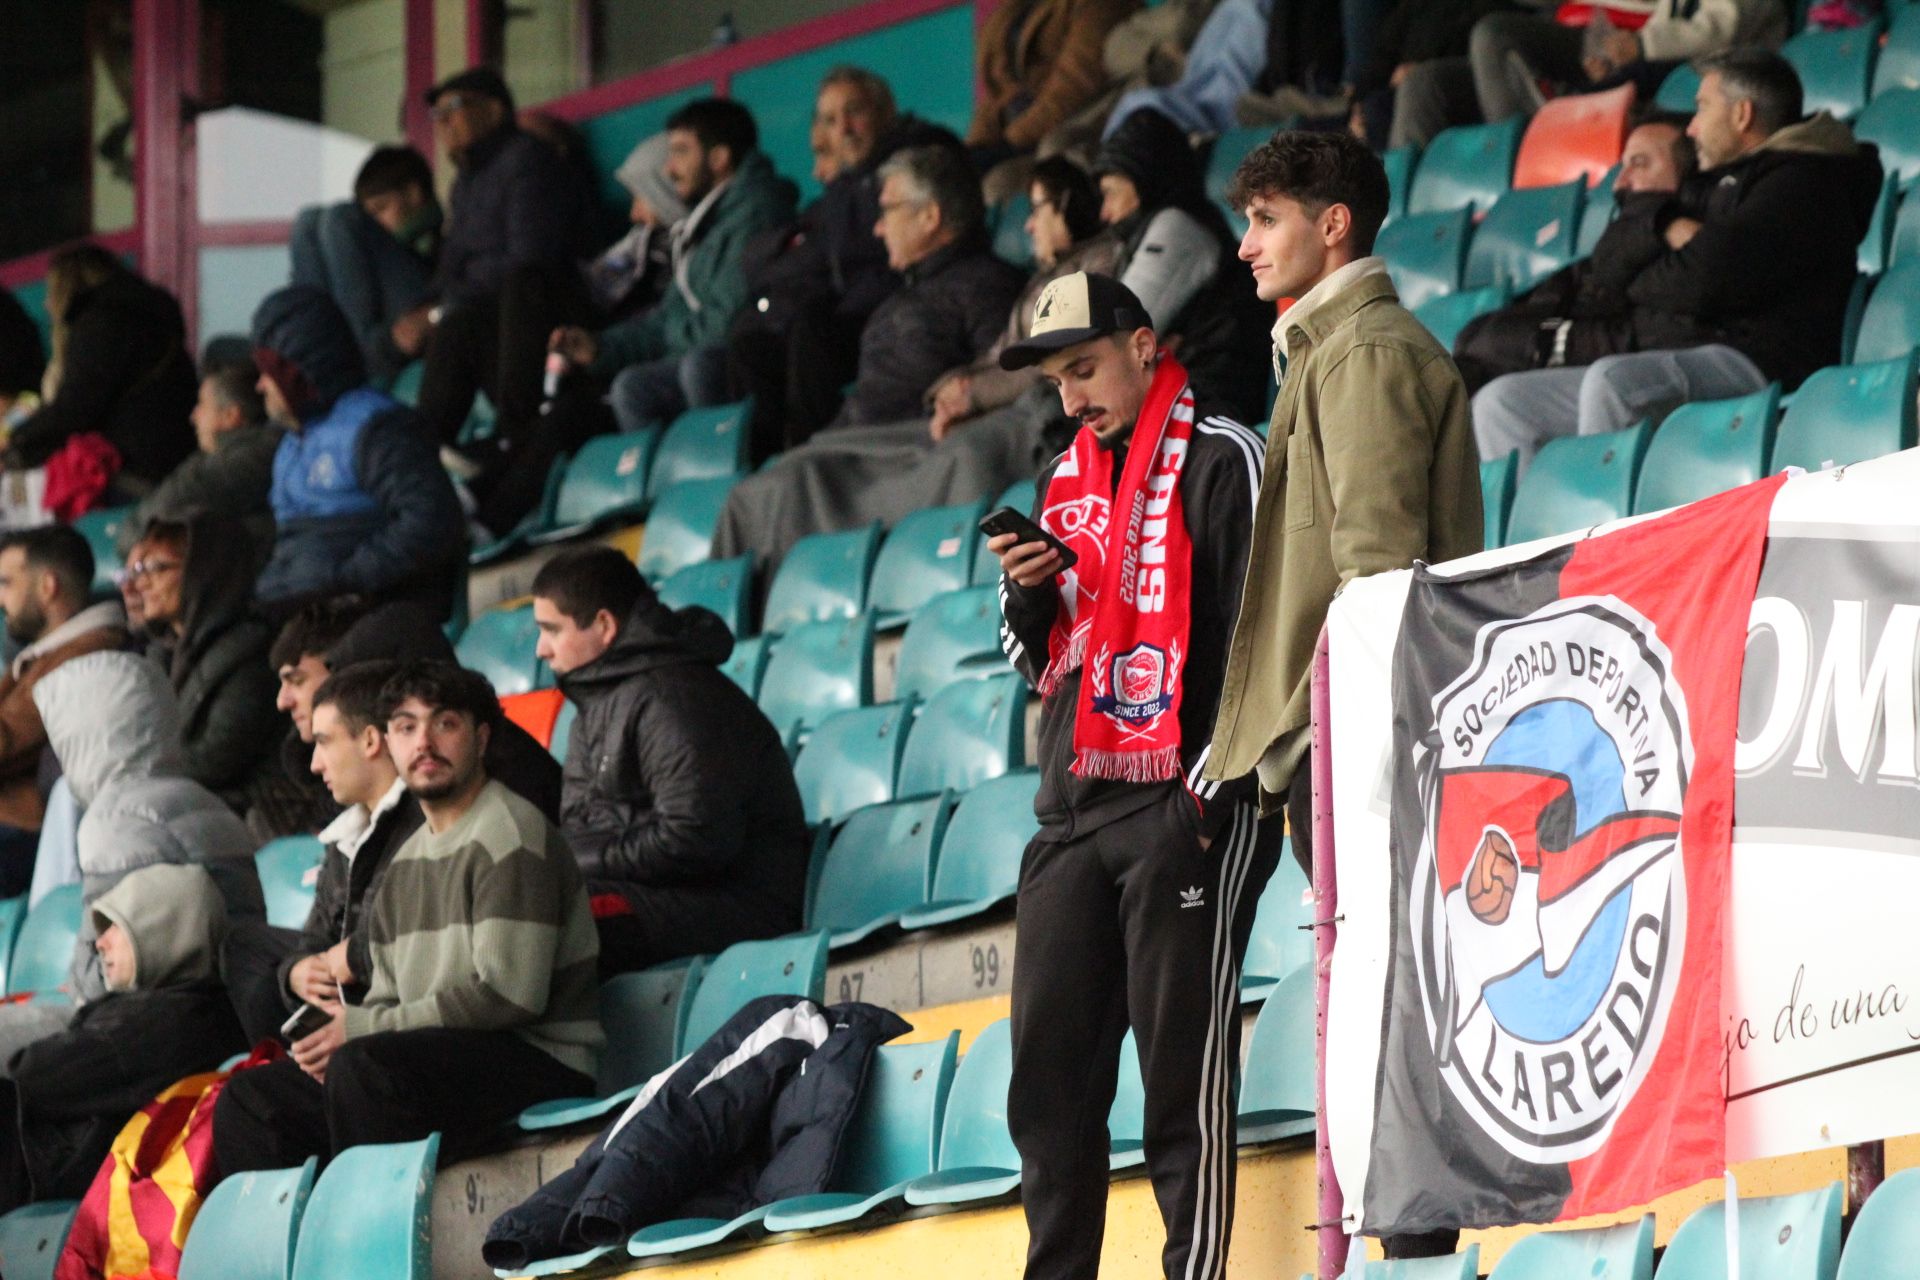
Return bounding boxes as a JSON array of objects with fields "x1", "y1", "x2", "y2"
[{"x1": 986, "y1": 271, "x2": 1282, "y2": 1280}]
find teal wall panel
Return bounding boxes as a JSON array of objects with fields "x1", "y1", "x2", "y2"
[{"x1": 13, "y1": 281, "x2": 50, "y2": 348}]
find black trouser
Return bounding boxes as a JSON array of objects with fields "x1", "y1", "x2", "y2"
[
  {"x1": 725, "y1": 296, "x2": 863, "y2": 462},
  {"x1": 211, "y1": 1026, "x2": 592, "y2": 1178},
  {"x1": 220, "y1": 919, "x2": 305, "y2": 1046},
  {"x1": 1008, "y1": 796, "x2": 1282, "y2": 1280},
  {"x1": 590, "y1": 883, "x2": 799, "y2": 980},
  {"x1": 416, "y1": 264, "x2": 594, "y2": 452},
  {"x1": 0, "y1": 823, "x2": 37, "y2": 899}
]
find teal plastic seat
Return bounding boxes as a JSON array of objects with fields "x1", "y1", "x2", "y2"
[
  {"x1": 1207, "y1": 126, "x2": 1274, "y2": 213},
  {"x1": 1632, "y1": 383, "x2": 1780, "y2": 515},
  {"x1": 1408, "y1": 119, "x2": 1521, "y2": 216},
  {"x1": 718, "y1": 633, "x2": 771, "y2": 699},
  {"x1": 1382, "y1": 145, "x2": 1417, "y2": 223},
  {"x1": 868, "y1": 500, "x2": 989, "y2": 625},
  {"x1": 1860, "y1": 175, "x2": 1898, "y2": 274},
  {"x1": 0, "y1": 896, "x2": 26, "y2": 995},
  {"x1": 1378, "y1": 208, "x2": 1473, "y2": 309},
  {"x1": 1837, "y1": 1166, "x2": 1920, "y2": 1280},
  {"x1": 1653, "y1": 1183, "x2": 1841, "y2": 1280},
  {"x1": 791, "y1": 701, "x2": 913, "y2": 826},
  {"x1": 899, "y1": 770, "x2": 1039, "y2": 929},
  {"x1": 635, "y1": 475, "x2": 738, "y2": 581},
  {"x1": 453, "y1": 603, "x2": 545, "y2": 696},
  {"x1": 256, "y1": 835, "x2": 325, "y2": 930},
  {"x1": 678, "y1": 931, "x2": 830, "y2": 1054},
  {"x1": 1578, "y1": 167, "x2": 1620, "y2": 258},
  {"x1": 72, "y1": 506, "x2": 133, "y2": 597},
  {"x1": 757, "y1": 612, "x2": 875, "y2": 736},
  {"x1": 903, "y1": 1019, "x2": 1020, "y2": 1206},
  {"x1": 1852, "y1": 258, "x2": 1920, "y2": 365},
  {"x1": 8, "y1": 882, "x2": 81, "y2": 999},
  {"x1": 1241, "y1": 845, "x2": 1311, "y2": 997},
  {"x1": 808, "y1": 793, "x2": 950, "y2": 948},
  {"x1": 1857, "y1": 88, "x2": 1920, "y2": 187},
  {"x1": 539, "y1": 432, "x2": 659, "y2": 538},
  {"x1": 1489, "y1": 1215, "x2": 1653, "y2": 1280},
  {"x1": 762, "y1": 523, "x2": 881, "y2": 634},
  {"x1": 1109, "y1": 1030, "x2": 1146, "y2": 1169},
  {"x1": 993, "y1": 190, "x2": 1035, "y2": 268},
  {"x1": 179, "y1": 1159, "x2": 317, "y2": 1280},
  {"x1": 895, "y1": 672, "x2": 1027, "y2": 798},
  {"x1": 1891, "y1": 184, "x2": 1920, "y2": 265},
  {"x1": 1783, "y1": 21, "x2": 1882, "y2": 120},
  {"x1": 290, "y1": 1134, "x2": 439, "y2": 1280},
  {"x1": 1463, "y1": 180, "x2": 1583, "y2": 291},
  {"x1": 894, "y1": 586, "x2": 1006, "y2": 701},
  {"x1": 1871, "y1": 2, "x2": 1920, "y2": 98},
  {"x1": 973, "y1": 478, "x2": 1037, "y2": 583},
  {"x1": 1481, "y1": 450, "x2": 1518, "y2": 548},
  {"x1": 656, "y1": 555, "x2": 752, "y2": 637},
  {"x1": 469, "y1": 455, "x2": 570, "y2": 566},
  {"x1": 389, "y1": 360, "x2": 424, "y2": 405},
  {"x1": 1770, "y1": 352, "x2": 1919, "y2": 472},
  {"x1": 1347, "y1": 1248, "x2": 1481, "y2": 1279},
  {"x1": 1236, "y1": 965, "x2": 1317, "y2": 1144},
  {"x1": 517, "y1": 958, "x2": 707, "y2": 1132},
  {"x1": 548, "y1": 698, "x2": 576, "y2": 761},
  {"x1": 0, "y1": 1200, "x2": 80, "y2": 1280},
  {"x1": 1656, "y1": 62, "x2": 1702, "y2": 112},
  {"x1": 644, "y1": 400, "x2": 751, "y2": 501},
  {"x1": 1413, "y1": 286, "x2": 1509, "y2": 352},
  {"x1": 1504, "y1": 421, "x2": 1651, "y2": 545}
]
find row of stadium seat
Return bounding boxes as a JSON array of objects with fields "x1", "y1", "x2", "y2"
[{"x1": 1658, "y1": 4, "x2": 1920, "y2": 121}]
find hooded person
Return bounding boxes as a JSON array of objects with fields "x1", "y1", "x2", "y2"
[
  {"x1": 584, "y1": 133, "x2": 692, "y2": 320},
  {"x1": 249, "y1": 286, "x2": 468, "y2": 621}
]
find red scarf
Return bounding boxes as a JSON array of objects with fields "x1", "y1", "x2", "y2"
[{"x1": 1036, "y1": 356, "x2": 1195, "y2": 782}]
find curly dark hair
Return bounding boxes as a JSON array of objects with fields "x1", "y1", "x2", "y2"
[
  {"x1": 378, "y1": 660, "x2": 502, "y2": 731},
  {"x1": 1226, "y1": 130, "x2": 1391, "y2": 257}
]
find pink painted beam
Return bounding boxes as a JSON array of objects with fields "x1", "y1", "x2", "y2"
[{"x1": 1310, "y1": 623, "x2": 1349, "y2": 1280}]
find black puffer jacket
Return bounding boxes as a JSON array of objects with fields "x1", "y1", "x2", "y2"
[{"x1": 435, "y1": 124, "x2": 590, "y2": 306}]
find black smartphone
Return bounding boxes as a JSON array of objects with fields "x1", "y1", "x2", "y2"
[
  {"x1": 280, "y1": 1002, "x2": 332, "y2": 1041},
  {"x1": 978, "y1": 506, "x2": 1078, "y2": 570}
]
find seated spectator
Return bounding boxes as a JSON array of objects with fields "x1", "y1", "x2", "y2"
[
  {"x1": 968, "y1": 0, "x2": 1139, "y2": 190},
  {"x1": 1473, "y1": 52, "x2": 1882, "y2": 470},
  {"x1": 290, "y1": 145, "x2": 440, "y2": 388},
  {"x1": 117, "y1": 354, "x2": 282, "y2": 559},
  {"x1": 1104, "y1": 0, "x2": 1276, "y2": 140},
  {"x1": 0, "y1": 527, "x2": 128, "y2": 895},
  {"x1": 0, "y1": 864, "x2": 245, "y2": 1212},
  {"x1": 250, "y1": 286, "x2": 468, "y2": 620},
  {"x1": 0, "y1": 286, "x2": 45, "y2": 422},
  {"x1": 530, "y1": 548, "x2": 807, "y2": 974},
  {"x1": 1348, "y1": 0, "x2": 1521, "y2": 150},
  {"x1": 588, "y1": 133, "x2": 688, "y2": 323},
  {"x1": 212, "y1": 661, "x2": 600, "y2": 1175}
]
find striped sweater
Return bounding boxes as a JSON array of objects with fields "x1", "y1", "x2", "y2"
[{"x1": 343, "y1": 780, "x2": 602, "y2": 1078}]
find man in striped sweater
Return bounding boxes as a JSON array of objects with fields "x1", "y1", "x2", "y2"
[{"x1": 213, "y1": 661, "x2": 602, "y2": 1175}]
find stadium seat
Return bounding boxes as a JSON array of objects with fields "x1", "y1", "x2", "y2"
[
  {"x1": 290, "y1": 1135, "x2": 439, "y2": 1280},
  {"x1": 8, "y1": 882, "x2": 80, "y2": 999},
  {"x1": 1481, "y1": 450, "x2": 1519, "y2": 548},
  {"x1": 453, "y1": 603, "x2": 546, "y2": 696},
  {"x1": 1463, "y1": 181, "x2": 1583, "y2": 291},
  {"x1": 1236, "y1": 965, "x2": 1316, "y2": 1143},
  {"x1": 389, "y1": 360, "x2": 423, "y2": 405},
  {"x1": 72, "y1": 506, "x2": 132, "y2": 597},
  {"x1": 1382, "y1": 144, "x2": 1417, "y2": 224},
  {"x1": 1207, "y1": 126, "x2": 1274, "y2": 215},
  {"x1": 1513, "y1": 83, "x2": 1632, "y2": 189},
  {"x1": 1891, "y1": 184, "x2": 1920, "y2": 265},
  {"x1": 1860, "y1": 174, "x2": 1898, "y2": 274},
  {"x1": 0, "y1": 1200, "x2": 81, "y2": 1280},
  {"x1": 1489, "y1": 1214, "x2": 1654, "y2": 1280},
  {"x1": 1871, "y1": 2, "x2": 1920, "y2": 99},
  {"x1": 256, "y1": 835, "x2": 325, "y2": 930},
  {"x1": 470, "y1": 455, "x2": 570, "y2": 566},
  {"x1": 179, "y1": 1159, "x2": 317, "y2": 1280},
  {"x1": 899, "y1": 769, "x2": 1040, "y2": 929},
  {"x1": 792, "y1": 701, "x2": 914, "y2": 827},
  {"x1": 1241, "y1": 845, "x2": 1311, "y2": 997},
  {"x1": 1783, "y1": 21, "x2": 1882, "y2": 120},
  {"x1": 539, "y1": 432, "x2": 659, "y2": 538},
  {"x1": 1109, "y1": 1031, "x2": 1147, "y2": 1169},
  {"x1": 868, "y1": 499, "x2": 990, "y2": 625},
  {"x1": 1378, "y1": 208, "x2": 1473, "y2": 309},
  {"x1": 1770, "y1": 351, "x2": 1920, "y2": 472},
  {"x1": 757, "y1": 611, "x2": 875, "y2": 736},
  {"x1": 718, "y1": 633, "x2": 772, "y2": 699},
  {"x1": 1504, "y1": 421, "x2": 1652, "y2": 544},
  {"x1": 655, "y1": 555, "x2": 752, "y2": 637},
  {"x1": 1413, "y1": 285, "x2": 1509, "y2": 351},
  {"x1": 1577, "y1": 166, "x2": 1619, "y2": 258},
  {"x1": 1653, "y1": 1183, "x2": 1841, "y2": 1280},
  {"x1": 973, "y1": 478, "x2": 1038, "y2": 582},
  {"x1": 644, "y1": 400, "x2": 751, "y2": 502},
  {"x1": 633, "y1": 475, "x2": 738, "y2": 581},
  {"x1": 1836, "y1": 1166, "x2": 1920, "y2": 1280},
  {"x1": 1655, "y1": 62, "x2": 1702, "y2": 112},
  {"x1": 993, "y1": 190, "x2": 1035, "y2": 269},
  {"x1": 1856, "y1": 88, "x2": 1920, "y2": 187},
  {"x1": 895, "y1": 671, "x2": 1027, "y2": 798},
  {"x1": 1347, "y1": 1249, "x2": 1482, "y2": 1279},
  {"x1": 903, "y1": 1018, "x2": 1021, "y2": 1206},
  {"x1": 808, "y1": 793, "x2": 950, "y2": 948},
  {"x1": 1408, "y1": 119, "x2": 1522, "y2": 216},
  {"x1": 894, "y1": 586, "x2": 1006, "y2": 701},
  {"x1": 1852, "y1": 257, "x2": 1920, "y2": 364},
  {"x1": 678, "y1": 930, "x2": 830, "y2": 1053},
  {"x1": 1632, "y1": 383, "x2": 1780, "y2": 514},
  {"x1": 0, "y1": 897, "x2": 25, "y2": 996},
  {"x1": 517, "y1": 959, "x2": 707, "y2": 1132},
  {"x1": 762, "y1": 523, "x2": 882, "y2": 635},
  {"x1": 548, "y1": 698, "x2": 576, "y2": 761}
]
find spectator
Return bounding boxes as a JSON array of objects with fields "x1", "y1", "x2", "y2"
[
  {"x1": 0, "y1": 286, "x2": 45, "y2": 419},
  {"x1": 290, "y1": 145, "x2": 440, "y2": 388},
  {"x1": 969, "y1": 0, "x2": 1140, "y2": 178},
  {"x1": 1348, "y1": 0, "x2": 1521, "y2": 150},
  {"x1": 587, "y1": 133, "x2": 689, "y2": 323},
  {"x1": 0, "y1": 527, "x2": 127, "y2": 894},
  {"x1": 530, "y1": 548, "x2": 807, "y2": 974},
  {"x1": 1472, "y1": 52, "x2": 1881, "y2": 469},
  {"x1": 117, "y1": 355, "x2": 282, "y2": 559},
  {"x1": 1103, "y1": 0, "x2": 1276, "y2": 140},
  {"x1": 212, "y1": 661, "x2": 600, "y2": 1175},
  {"x1": 250, "y1": 286, "x2": 468, "y2": 620}
]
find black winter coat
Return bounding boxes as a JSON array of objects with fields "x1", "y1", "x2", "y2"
[
  {"x1": 278, "y1": 788, "x2": 420, "y2": 1006},
  {"x1": 435, "y1": 125, "x2": 591, "y2": 307}
]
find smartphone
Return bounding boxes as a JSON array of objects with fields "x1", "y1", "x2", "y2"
[
  {"x1": 280, "y1": 1002, "x2": 332, "y2": 1041},
  {"x1": 978, "y1": 506, "x2": 1078, "y2": 570}
]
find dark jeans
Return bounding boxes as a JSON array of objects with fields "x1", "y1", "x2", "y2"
[
  {"x1": 289, "y1": 203, "x2": 432, "y2": 388},
  {"x1": 0, "y1": 823, "x2": 38, "y2": 900},
  {"x1": 1470, "y1": 12, "x2": 1586, "y2": 122},
  {"x1": 416, "y1": 263, "x2": 594, "y2": 453}
]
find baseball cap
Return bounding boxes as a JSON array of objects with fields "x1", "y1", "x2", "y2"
[
  {"x1": 998, "y1": 272, "x2": 1152, "y2": 371},
  {"x1": 426, "y1": 67, "x2": 514, "y2": 113}
]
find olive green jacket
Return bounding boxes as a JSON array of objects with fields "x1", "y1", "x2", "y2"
[{"x1": 1204, "y1": 268, "x2": 1483, "y2": 800}]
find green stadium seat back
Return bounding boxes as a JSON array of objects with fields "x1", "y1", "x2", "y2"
[
  {"x1": 678, "y1": 931, "x2": 830, "y2": 1054},
  {"x1": 519, "y1": 959, "x2": 709, "y2": 1131},
  {"x1": 1481, "y1": 450, "x2": 1519, "y2": 548},
  {"x1": 643, "y1": 401, "x2": 751, "y2": 501},
  {"x1": 994, "y1": 190, "x2": 1035, "y2": 269},
  {"x1": 1783, "y1": 21, "x2": 1882, "y2": 120},
  {"x1": 719, "y1": 634, "x2": 772, "y2": 700},
  {"x1": 0, "y1": 1200, "x2": 81, "y2": 1280},
  {"x1": 1241, "y1": 846, "x2": 1312, "y2": 993},
  {"x1": 256, "y1": 836, "x2": 325, "y2": 931},
  {"x1": 1208, "y1": 126, "x2": 1275, "y2": 212},
  {"x1": 792, "y1": 701, "x2": 913, "y2": 827},
  {"x1": 1632, "y1": 383, "x2": 1780, "y2": 514},
  {"x1": 1504, "y1": 421, "x2": 1652, "y2": 545},
  {"x1": 1857, "y1": 88, "x2": 1920, "y2": 187},
  {"x1": 757, "y1": 612, "x2": 875, "y2": 736},
  {"x1": 656, "y1": 555, "x2": 753, "y2": 638},
  {"x1": 763, "y1": 523, "x2": 881, "y2": 635},
  {"x1": 1378, "y1": 208, "x2": 1472, "y2": 309},
  {"x1": 1837, "y1": 1167, "x2": 1920, "y2": 1280},
  {"x1": 0, "y1": 897, "x2": 25, "y2": 996},
  {"x1": 72, "y1": 506, "x2": 132, "y2": 597},
  {"x1": 8, "y1": 882, "x2": 81, "y2": 999},
  {"x1": 472, "y1": 453, "x2": 572, "y2": 565},
  {"x1": 1413, "y1": 286, "x2": 1510, "y2": 352},
  {"x1": 1853, "y1": 258, "x2": 1920, "y2": 364},
  {"x1": 1892, "y1": 184, "x2": 1920, "y2": 265},
  {"x1": 896, "y1": 671, "x2": 1027, "y2": 798},
  {"x1": 974, "y1": 478, "x2": 1038, "y2": 582},
  {"x1": 1463, "y1": 180, "x2": 1583, "y2": 291},
  {"x1": 1872, "y1": 3, "x2": 1920, "y2": 99},
  {"x1": 1489, "y1": 1215, "x2": 1653, "y2": 1280},
  {"x1": 453, "y1": 604, "x2": 543, "y2": 696},
  {"x1": 289, "y1": 1135, "x2": 439, "y2": 1280},
  {"x1": 808, "y1": 793, "x2": 950, "y2": 947},
  {"x1": 903, "y1": 1018, "x2": 1020, "y2": 1206},
  {"x1": 1382, "y1": 145, "x2": 1417, "y2": 223},
  {"x1": 1236, "y1": 964, "x2": 1317, "y2": 1143},
  {"x1": 1513, "y1": 84, "x2": 1632, "y2": 190},
  {"x1": 1109, "y1": 1030, "x2": 1146, "y2": 1168},
  {"x1": 634, "y1": 475, "x2": 739, "y2": 581},
  {"x1": 1408, "y1": 119, "x2": 1522, "y2": 216},
  {"x1": 1656, "y1": 62, "x2": 1702, "y2": 112},
  {"x1": 179, "y1": 1159, "x2": 317, "y2": 1280},
  {"x1": 900, "y1": 770, "x2": 1039, "y2": 929},
  {"x1": 868, "y1": 500, "x2": 990, "y2": 625},
  {"x1": 1861, "y1": 174, "x2": 1898, "y2": 274},
  {"x1": 1350, "y1": 1248, "x2": 1483, "y2": 1279},
  {"x1": 549, "y1": 431, "x2": 659, "y2": 530},
  {"x1": 894, "y1": 586, "x2": 1006, "y2": 702},
  {"x1": 548, "y1": 698, "x2": 577, "y2": 762},
  {"x1": 1653, "y1": 1184, "x2": 1841, "y2": 1280},
  {"x1": 1578, "y1": 168, "x2": 1620, "y2": 258},
  {"x1": 388, "y1": 361, "x2": 424, "y2": 406},
  {"x1": 1771, "y1": 352, "x2": 1920, "y2": 472}
]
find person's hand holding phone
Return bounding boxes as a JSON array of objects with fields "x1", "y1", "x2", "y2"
[
  {"x1": 989, "y1": 531, "x2": 1063, "y2": 587},
  {"x1": 291, "y1": 1006, "x2": 347, "y2": 1084}
]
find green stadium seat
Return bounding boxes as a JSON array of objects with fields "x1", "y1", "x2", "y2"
[
  {"x1": 899, "y1": 770, "x2": 1039, "y2": 929},
  {"x1": 679, "y1": 931, "x2": 829, "y2": 1055},
  {"x1": 1208, "y1": 126, "x2": 1274, "y2": 215},
  {"x1": 1481, "y1": 450, "x2": 1518, "y2": 548},
  {"x1": 718, "y1": 633, "x2": 772, "y2": 699},
  {"x1": 1241, "y1": 845, "x2": 1311, "y2": 997},
  {"x1": 1347, "y1": 1249, "x2": 1482, "y2": 1279},
  {"x1": 1852, "y1": 258, "x2": 1920, "y2": 364},
  {"x1": 0, "y1": 1200, "x2": 80, "y2": 1280},
  {"x1": 517, "y1": 959, "x2": 707, "y2": 1132},
  {"x1": 1837, "y1": 1167, "x2": 1920, "y2": 1280},
  {"x1": 1632, "y1": 383, "x2": 1780, "y2": 515},
  {"x1": 1488, "y1": 1215, "x2": 1653, "y2": 1280},
  {"x1": 993, "y1": 190, "x2": 1035, "y2": 269},
  {"x1": 389, "y1": 360, "x2": 424, "y2": 405},
  {"x1": 1892, "y1": 184, "x2": 1920, "y2": 264},
  {"x1": 1578, "y1": 168, "x2": 1620, "y2": 258},
  {"x1": 470, "y1": 454, "x2": 570, "y2": 567},
  {"x1": 1109, "y1": 1030, "x2": 1146, "y2": 1169},
  {"x1": 1861, "y1": 174, "x2": 1898, "y2": 274},
  {"x1": 537, "y1": 432, "x2": 660, "y2": 538},
  {"x1": 1378, "y1": 208, "x2": 1473, "y2": 309},
  {"x1": 903, "y1": 1018, "x2": 1021, "y2": 1206},
  {"x1": 8, "y1": 882, "x2": 80, "y2": 999},
  {"x1": 808, "y1": 793, "x2": 951, "y2": 948},
  {"x1": 1783, "y1": 21, "x2": 1882, "y2": 120},
  {"x1": 72, "y1": 506, "x2": 132, "y2": 597},
  {"x1": 1871, "y1": 2, "x2": 1920, "y2": 98},
  {"x1": 1504, "y1": 421, "x2": 1652, "y2": 544},
  {"x1": 179, "y1": 1159, "x2": 317, "y2": 1280},
  {"x1": 643, "y1": 400, "x2": 751, "y2": 501},
  {"x1": 1408, "y1": 119, "x2": 1522, "y2": 216},
  {"x1": 763, "y1": 523, "x2": 881, "y2": 635},
  {"x1": 256, "y1": 836, "x2": 325, "y2": 930},
  {"x1": 1653, "y1": 1184, "x2": 1841, "y2": 1280},
  {"x1": 894, "y1": 586, "x2": 1006, "y2": 701},
  {"x1": 548, "y1": 698, "x2": 576, "y2": 761},
  {"x1": 757, "y1": 612, "x2": 875, "y2": 737},
  {"x1": 0, "y1": 897, "x2": 26, "y2": 996},
  {"x1": 895, "y1": 672, "x2": 1027, "y2": 799},
  {"x1": 1656, "y1": 62, "x2": 1702, "y2": 112},
  {"x1": 1770, "y1": 352, "x2": 1919, "y2": 472},
  {"x1": 290, "y1": 1135, "x2": 439, "y2": 1280},
  {"x1": 1236, "y1": 965, "x2": 1316, "y2": 1144},
  {"x1": 1414, "y1": 286, "x2": 1509, "y2": 351},
  {"x1": 634, "y1": 475, "x2": 738, "y2": 581},
  {"x1": 792, "y1": 701, "x2": 914, "y2": 827},
  {"x1": 655, "y1": 555, "x2": 752, "y2": 638},
  {"x1": 1382, "y1": 145, "x2": 1417, "y2": 224},
  {"x1": 453, "y1": 604, "x2": 546, "y2": 696},
  {"x1": 974, "y1": 478, "x2": 1038, "y2": 582},
  {"x1": 1512, "y1": 84, "x2": 1631, "y2": 190},
  {"x1": 868, "y1": 500, "x2": 989, "y2": 626},
  {"x1": 1857, "y1": 88, "x2": 1920, "y2": 187},
  {"x1": 1463, "y1": 180, "x2": 1583, "y2": 291}
]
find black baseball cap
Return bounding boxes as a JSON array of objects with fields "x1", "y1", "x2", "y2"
[
  {"x1": 998, "y1": 272, "x2": 1152, "y2": 371},
  {"x1": 426, "y1": 67, "x2": 514, "y2": 113}
]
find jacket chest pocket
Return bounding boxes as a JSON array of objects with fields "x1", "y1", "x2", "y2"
[{"x1": 1283, "y1": 429, "x2": 1317, "y2": 532}]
